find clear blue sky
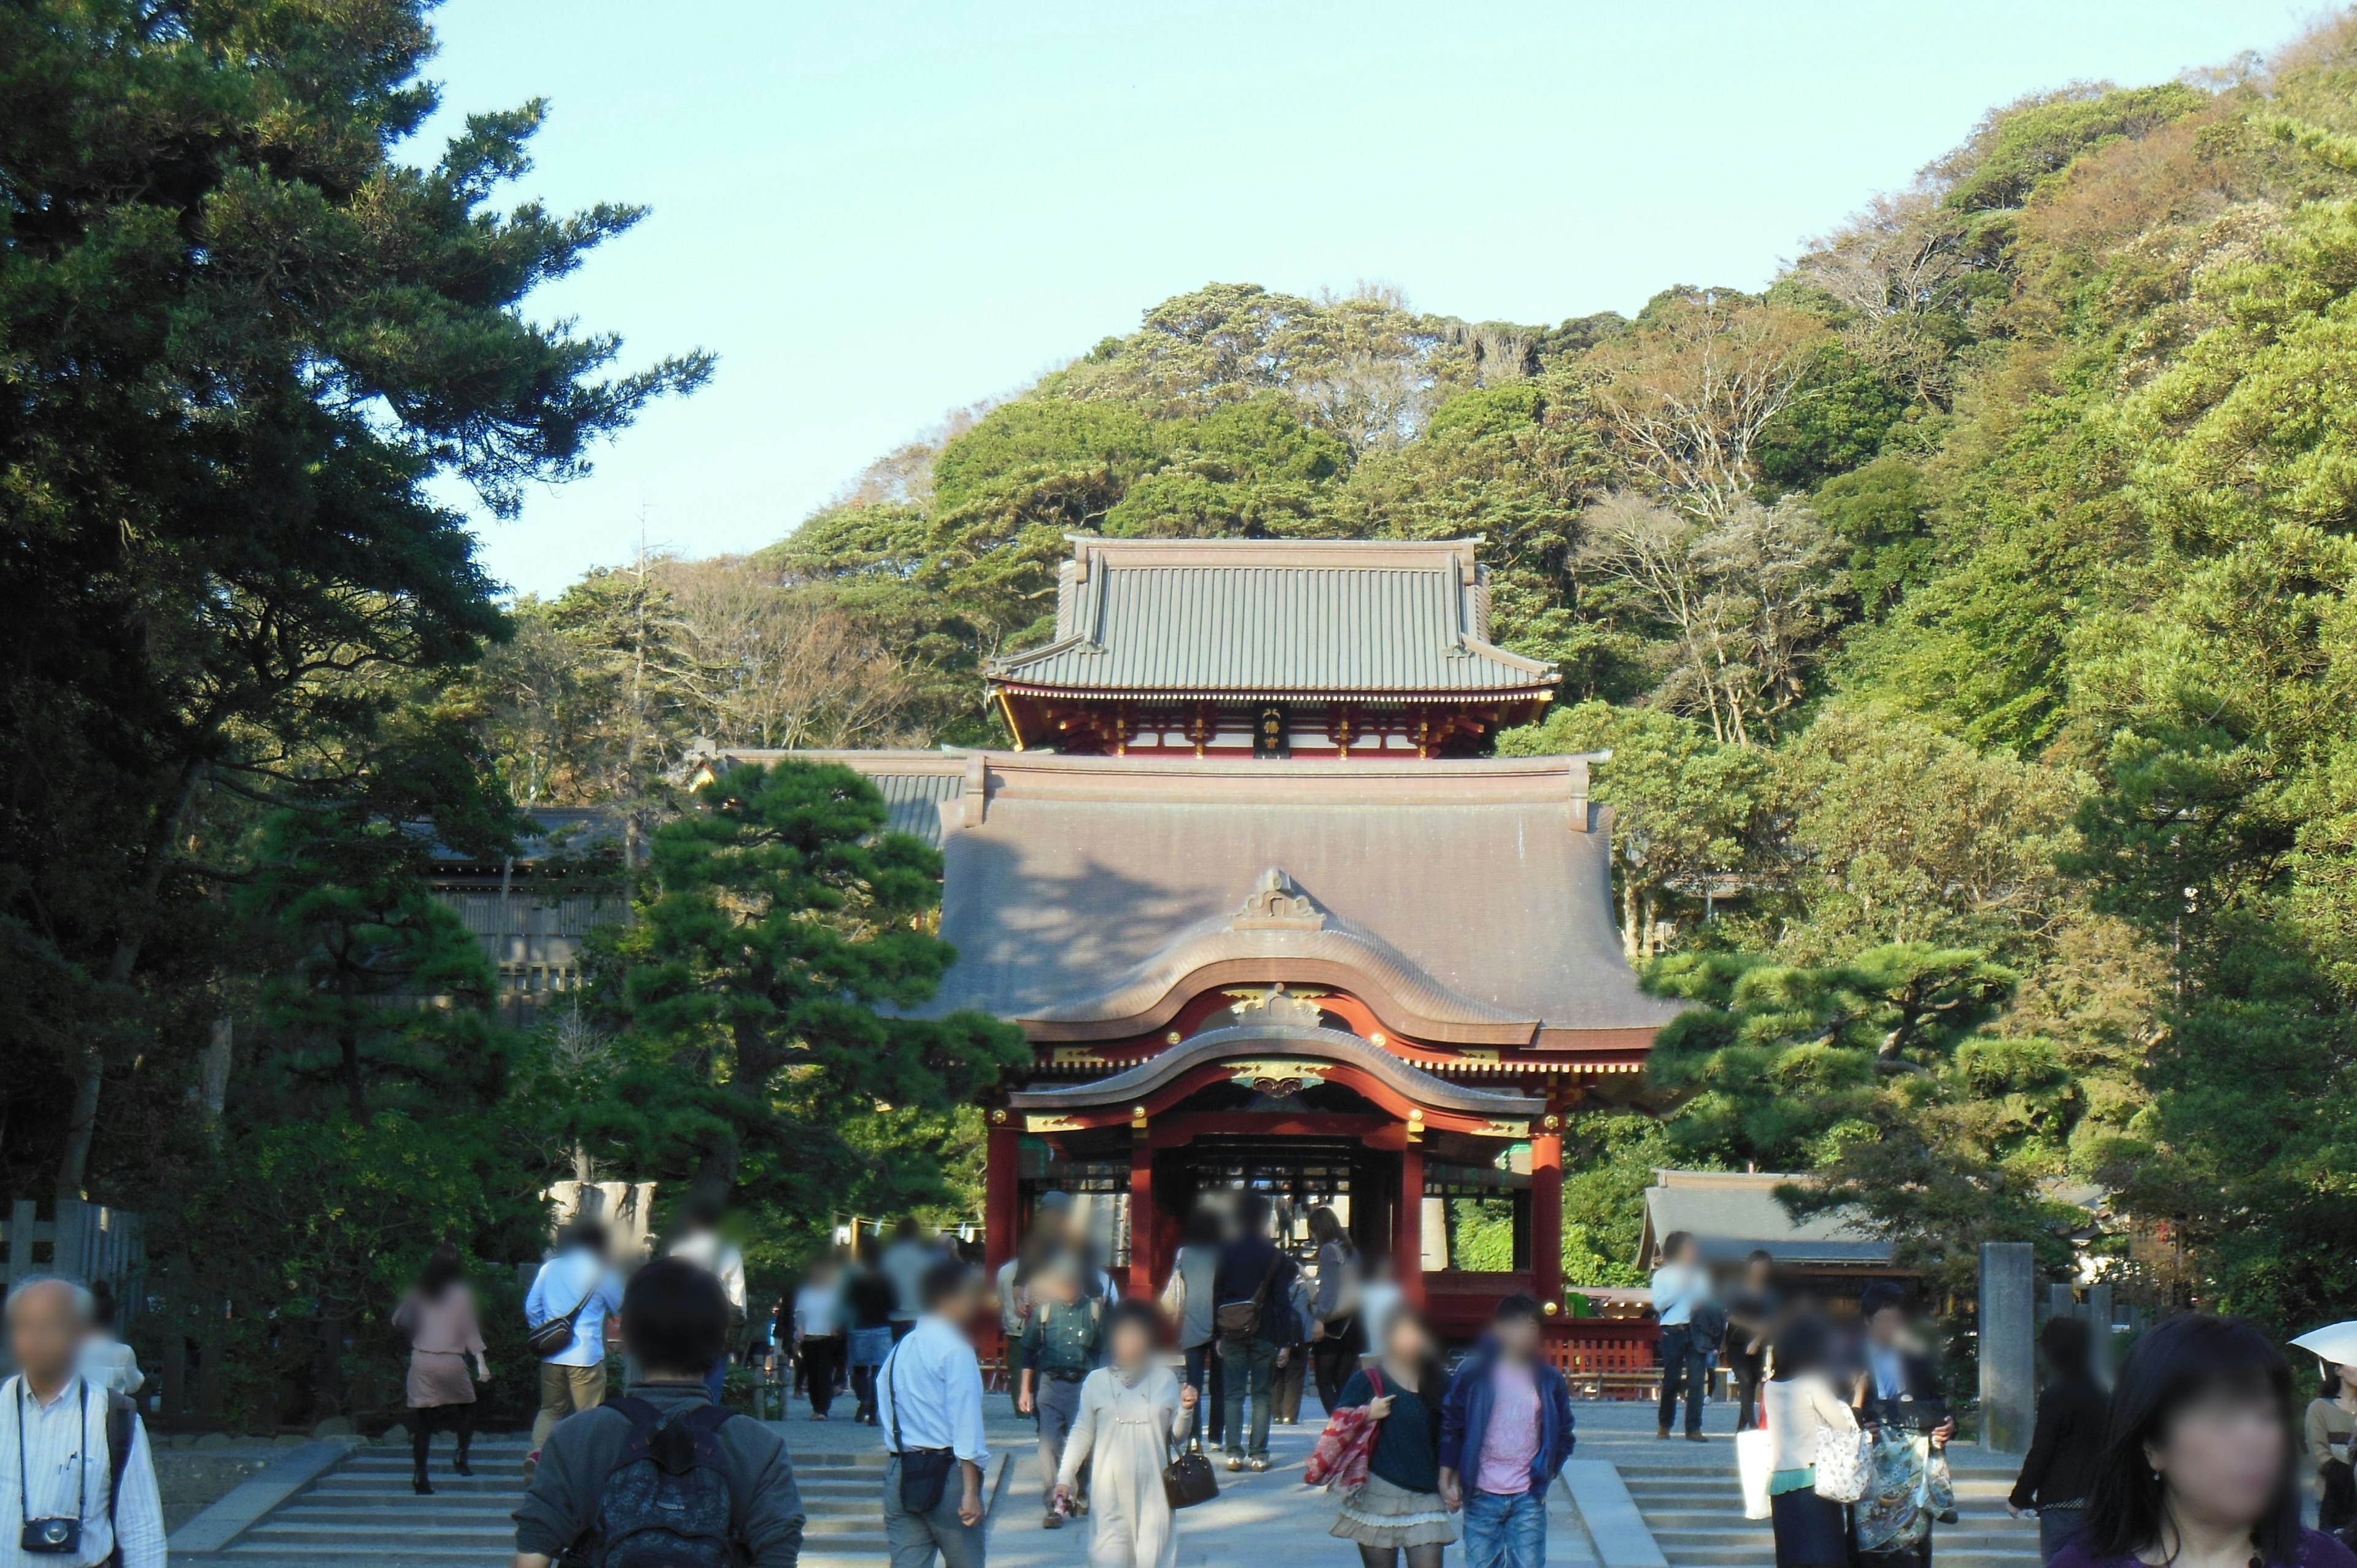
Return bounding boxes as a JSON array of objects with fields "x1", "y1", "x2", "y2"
[{"x1": 417, "y1": 1, "x2": 2306, "y2": 599}]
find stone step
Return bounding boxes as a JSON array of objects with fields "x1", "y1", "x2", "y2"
[{"x1": 241, "y1": 1522, "x2": 513, "y2": 1547}]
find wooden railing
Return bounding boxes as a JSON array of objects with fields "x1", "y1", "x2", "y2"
[{"x1": 1544, "y1": 1318, "x2": 1661, "y2": 1400}]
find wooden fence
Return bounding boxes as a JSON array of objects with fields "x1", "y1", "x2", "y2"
[{"x1": 0, "y1": 1199, "x2": 147, "y2": 1318}]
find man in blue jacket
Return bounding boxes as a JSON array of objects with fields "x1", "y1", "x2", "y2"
[{"x1": 1439, "y1": 1294, "x2": 1577, "y2": 1568}]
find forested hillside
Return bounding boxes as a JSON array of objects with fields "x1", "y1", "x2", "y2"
[
  {"x1": 15, "y1": 2, "x2": 2357, "y2": 1429},
  {"x1": 466, "y1": 22, "x2": 2357, "y2": 1323}
]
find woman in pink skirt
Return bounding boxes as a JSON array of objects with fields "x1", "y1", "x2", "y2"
[{"x1": 392, "y1": 1243, "x2": 489, "y2": 1494}]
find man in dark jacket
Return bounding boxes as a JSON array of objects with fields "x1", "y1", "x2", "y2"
[
  {"x1": 1439, "y1": 1294, "x2": 1577, "y2": 1568},
  {"x1": 513, "y1": 1259, "x2": 805, "y2": 1568},
  {"x1": 1853, "y1": 1281, "x2": 1956, "y2": 1568},
  {"x1": 1211, "y1": 1192, "x2": 1298, "y2": 1471}
]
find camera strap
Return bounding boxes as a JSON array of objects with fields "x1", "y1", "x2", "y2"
[{"x1": 16, "y1": 1378, "x2": 87, "y2": 1530}]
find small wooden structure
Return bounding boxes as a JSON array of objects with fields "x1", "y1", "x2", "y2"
[{"x1": 1, "y1": 1198, "x2": 146, "y2": 1318}]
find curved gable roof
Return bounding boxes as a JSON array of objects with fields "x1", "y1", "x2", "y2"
[
  {"x1": 1007, "y1": 1021, "x2": 1546, "y2": 1118},
  {"x1": 919, "y1": 752, "x2": 1687, "y2": 1052}
]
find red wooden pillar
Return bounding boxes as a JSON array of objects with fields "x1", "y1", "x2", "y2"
[
  {"x1": 1128, "y1": 1137, "x2": 1156, "y2": 1299},
  {"x1": 1530, "y1": 1128, "x2": 1564, "y2": 1315},
  {"x1": 1396, "y1": 1145, "x2": 1426, "y2": 1308},
  {"x1": 985, "y1": 1116, "x2": 1021, "y2": 1277}
]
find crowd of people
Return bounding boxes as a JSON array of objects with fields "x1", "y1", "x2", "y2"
[
  {"x1": 1646, "y1": 1229, "x2": 2357, "y2": 1568},
  {"x1": 334, "y1": 1200, "x2": 2357, "y2": 1568}
]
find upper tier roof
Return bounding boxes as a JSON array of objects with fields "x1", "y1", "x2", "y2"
[{"x1": 984, "y1": 536, "x2": 1558, "y2": 701}]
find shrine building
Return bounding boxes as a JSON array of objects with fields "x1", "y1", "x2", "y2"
[{"x1": 717, "y1": 535, "x2": 1685, "y2": 1339}]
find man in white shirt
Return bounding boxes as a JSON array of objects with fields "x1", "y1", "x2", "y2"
[
  {"x1": 666, "y1": 1197, "x2": 748, "y2": 1402},
  {"x1": 0, "y1": 1276, "x2": 164, "y2": 1568},
  {"x1": 1649, "y1": 1230, "x2": 1713, "y2": 1442},
  {"x1": 524, "y1": 1220, "x2": 625, "y2": 1481},
  {"x1": 876, "y1": 1259, "x2": 989, "y2": 1568}
]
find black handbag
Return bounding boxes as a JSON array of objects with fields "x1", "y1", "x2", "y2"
[
  {"x1": 1163, "y1": 1435, "x2": 1218, "y2": 1510},
  {"x1": 887, "y1": 1343, "x2": 956, "y2": 1515}
]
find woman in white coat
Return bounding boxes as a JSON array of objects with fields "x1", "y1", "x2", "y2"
[{"x1": 1053, "y1": 1299, "x2": 1199, "y2": 1568}]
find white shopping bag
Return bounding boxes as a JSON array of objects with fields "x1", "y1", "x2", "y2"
[{"x1": 1736, "y1": 1427, "x2": 1775, "y2": 1520}]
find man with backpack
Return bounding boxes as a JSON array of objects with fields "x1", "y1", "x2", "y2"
[
  {"x1": 877, "y1": 1259, "x2": 990, "y2": 1568},
  {"x1": 513, "y1": 1257, "x2": 805, "y2": 1568},
  {"x1": 1015, "y1": 1260, "x2": 1104, "y2": 1529},
  {"x1": 1211, "y1": 1191, "x2": 1298, "y2": 1472},
  {"x1": 0, "y1": 1276, "x2": 164, "y2": 1568},
  {"x1": 524, "y1": 1219, "x2": 626, "y2": 1483}
]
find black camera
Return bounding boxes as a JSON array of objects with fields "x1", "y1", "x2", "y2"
[{"x1": 20, "y1": 1516, "x2": 80, "y2": 1554}]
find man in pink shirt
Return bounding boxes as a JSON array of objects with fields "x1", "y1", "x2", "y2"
[{"x1": 1439, "y1": 1295, "x2": 1577, "y2": 1568}]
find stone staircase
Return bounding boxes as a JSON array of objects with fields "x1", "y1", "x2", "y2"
[
  {"x1": 1582, "y1": 1420, "x2": 2042, "y2": 1568},
  {"x1": 179, "y1": 1429, "x2": 899, "y2": 1567}
]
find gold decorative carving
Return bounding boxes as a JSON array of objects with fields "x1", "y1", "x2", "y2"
[
  {"x1": 1477, "y1": 1119, "x2": 1532, "y2": 1138},
  {"x1": 1224, "y1": 1057, "x2": 1332, "y2": 1098},
  {"x1": 1024, "y1": 1115, "x2": 1083, "y2": 1134}
]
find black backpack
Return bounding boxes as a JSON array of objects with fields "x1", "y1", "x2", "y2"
[{"x1": 573, "y1": 1399, "x2": 740, "y2": 1568}]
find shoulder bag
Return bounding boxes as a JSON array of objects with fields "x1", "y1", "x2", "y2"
[
  {"x1": 1215, "y1": 1254, "x2": 1283, "y2": 1342},
  {"x1": 887, "y1": 1342, "x2": 957, "y2": 1515},
  {"x1": 525, "y1": 1264, "x2": 599, "y2": 1360}
]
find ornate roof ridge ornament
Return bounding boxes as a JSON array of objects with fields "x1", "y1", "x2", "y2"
[{"x1": 1232, "y1": 868, "x2": 1324, "y2": 930}]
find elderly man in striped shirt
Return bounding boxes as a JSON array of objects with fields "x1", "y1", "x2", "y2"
[{"x1": 0, "y1": 1276, "x2": 164, "y2": 1568}]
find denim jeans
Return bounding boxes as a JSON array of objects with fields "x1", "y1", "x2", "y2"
[
  {"x1": 1462, "y1": 1488, "x2": 1548, "y2": 1568},
  {"x1": 1657, "y1": 1322, "x2": 1708, "y2": 1435},
  {"x1": 1217, "y1": 1337, "x2": 1277, "y2": 1459}
]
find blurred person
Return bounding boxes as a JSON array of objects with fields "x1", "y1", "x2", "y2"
[
  {"x1": 1309, "y1": 1206, "x2": 1365, "y2": 1415},
  {"x1": 1019, "y1": 1256, "x2": 1104, "y2": 1527},
  {"x1": 665, "y1": 1196, "x2": 748, "y2": 1404},
  {"x1": 999, "y1": 1226, "x2": 1061, "y2": 1416},
  {"x1": 845, "y1": 1232, "x2": 898, "y2": 1425},
  {"x1": 1357, "y1": 1253, "x2": 1405, "y2": 1367},
  {"x1": 1052, "y1": 1299, "x2": 1195, "y2": 1568},
  {"x1": 1724, "y1": 1249, "x2": 1779, "y2": 1431},
  {"x1": 1650, "y1": 1230, "x2": 1712, "y2": 1442},
  {"x1": 2010, "y1": 1315, "x2": 2107, "y2": 1562},
  {"x1": 1330, "y1": 1307, "x2": 1457, "y2": 1568},
  {"x1": 1762, "y1": 1313, "x2": 1858, "y2": 1568},
  {"x1": 2051, "y1": 1313, "x2": 2355, "y2": 1568},
  {"x1": 877, "y1": 1260, "x2": 990, "y2": 1568},
  {"x1": 1, "y1": 1276, "x2": 163, "y2": 1568},
  {"x1": 2309, "y1": 1359, "x2": 2357, "y2": 1489},
  {"x1": 1212, "y1": 1192, "x2": 1298, "y2": 1470},
  {"x1": 1438, "y1": 1293, "x2": 1577, "y2": 1568},
  {"x1": 1271, "y1": 1269, "x2": 1314, "y2": 1424},
  {"x1": 512, "y1": 1257, "x2": 804, "y2": 1568},
  {"x1": 392, "y1": 1242, "x2": 489, "y2": 1493},
  {"x1": 881, "y1": 1218, "x2": 935, "y2": 1342},
  {"x1": 1852, "y1": 1281, "x2": 1956, "y2": 1568},
  {"x1": 793, "y1": 1257, "x2": 847, "y2": 1421},
  {"x1": 524, "y1": 1219, "x2": 624, "y2": 1483},
  {"x1": 75, "y1": 1280, "x2": 142, "y2": 1400},
  {"x1": 1161, "y1": 1205, "x2": 1226, "y2": 1450}
]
